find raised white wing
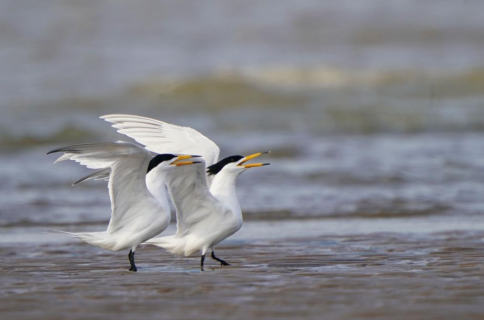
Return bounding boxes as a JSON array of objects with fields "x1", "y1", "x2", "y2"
[
  {"x1": 48, "y1": 142, "x2": 160, "y2": 233},
  {"x1": 101, "y1": 114, "x2": 220, "y2": 167},
  {"x1": 50, "y1": 142, "x2": 129, "y2": 169},
  {"x1": 166, "y1": 158, "x2": 229, "y2": 237}
]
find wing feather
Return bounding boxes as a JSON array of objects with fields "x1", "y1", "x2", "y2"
[
  {"x1": 48, "y1": 142, "x2": 134, "y2": 169},
  {"x1": 72, "y1": 168, "x2": 111, "y2": 185},
  {"x1": 165, "y1": 159, "x2": 228, "y2": 237},
  {"x1": 48, "y1": 142, "x2": 158, "y2": 233},
  {"x1": 101, "y1": 114, "x2": 220, "y2": 167}
]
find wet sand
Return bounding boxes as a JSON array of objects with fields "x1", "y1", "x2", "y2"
[{"x1": 2, "y1": 226, "x2": 484, "y2": 320}]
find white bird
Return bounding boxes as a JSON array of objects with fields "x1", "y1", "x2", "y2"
[
  {"x1": 99, "y1": 114, "x2": 271, "y2": 269},
  {"x1": 47, "y1": 141, "x2": 199, "y2": 272},
  {"x1": 146, "y1": 152, "x2": 269, "y2": 270}
]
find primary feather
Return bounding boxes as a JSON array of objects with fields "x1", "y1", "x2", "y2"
[
  {"x1": 101, "y1": 114, "x2": 220, "y2": 167},
  {"x1": 72, "y1": 167, "x2": 111, "y2": 185}
]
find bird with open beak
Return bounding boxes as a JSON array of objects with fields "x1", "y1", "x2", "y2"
[{"x1": 145, "y1": 151, "x2": 270, "y2": 270}]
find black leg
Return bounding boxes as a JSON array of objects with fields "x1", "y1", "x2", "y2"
[
  {"x1": 211, "y1": 251, "x2": 230, "y2": 266},
  {"x1": 201, "y1": 254, "x2": 205, "y2": 271},
  {"x1": 128, "y1": 250, "x2": 137, "y2": 272}
]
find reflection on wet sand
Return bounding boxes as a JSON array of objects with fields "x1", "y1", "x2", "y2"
[{"x1": 2, "y1": 231, "x2": 484, "y2": 320}]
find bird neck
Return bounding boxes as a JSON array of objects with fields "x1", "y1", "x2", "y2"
[
  {"x1": 145, "y1": 170, "x2": 170, "y2": 209},
  {"x1": 210, "y1": 171, "x2": 241, "y2": 215}
]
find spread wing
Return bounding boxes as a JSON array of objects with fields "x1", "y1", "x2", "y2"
[
  {"x1": 101, "y1": 114, "x2": 220, "y2": 167},
  {"x1": 47, "y1": 142, "x2": 160, "y2": 233},
  {"x1": 165, "y1": 158, "x2": 229, "y2": 237}
]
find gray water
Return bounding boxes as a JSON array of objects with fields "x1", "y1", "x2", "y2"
[{"x1": 1, "y1": 0, "x2": 484, "y2": 227}]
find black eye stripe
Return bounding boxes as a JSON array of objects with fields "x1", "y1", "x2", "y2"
[
  {"x1": 206, "y1": 155, "x2": 243, "y2": 176},
  {"x1": 147, "y1": 154, "x2": 177, "y2": 173}
]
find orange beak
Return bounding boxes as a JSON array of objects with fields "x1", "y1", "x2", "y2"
[
  {"x1": 237, "y1": 151, "x2": 271, "y2": 168},
  {"x1": 171, "y1": 155, "x2": 202, "y2": 166}
]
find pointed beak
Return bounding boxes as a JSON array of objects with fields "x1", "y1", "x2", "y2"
[
  {"x1": 238, "y1": 151, "x2": 271, "y2": 168},
  {"x1": 241, "y1": 163, "x2": 271, "y2": 168},
  {"x1": 171, "y1": 155, "x2": 202, "y2": 166}
]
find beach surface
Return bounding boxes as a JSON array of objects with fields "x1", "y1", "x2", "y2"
[{"x1": 2, "y1": 220, "x2": 484, "y2": 320}]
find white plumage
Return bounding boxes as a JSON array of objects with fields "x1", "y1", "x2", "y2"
[
  {"x1": 98, "y1": 115, "x2": 270, "y2": 269},
  {"x1": 101, "y1": 114, "x2": 220, "y2": 167},
  {"x1": 146, "y1": 158, "x2": 243, "y2": 260},
  {"x1": 47, "y1": 141, "x2": 198, "y2": 271}
]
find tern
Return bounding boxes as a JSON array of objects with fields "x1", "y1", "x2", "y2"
[
  {"x1": 100, "y1": 114, "x2": 271, "y2": 269},
  {"x1": 146, "y1": 153, "x2": 269, "y2": 270},
  {"x1": 47, "y1": 141, "x2": 199, "y2": 272}
]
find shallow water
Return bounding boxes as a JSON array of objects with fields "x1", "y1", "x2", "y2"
[
  {"x1": 1, "y1": 0, "x2": 484, "y2": 229},
  {"x1": 2, "y1": 132, "x2": 484, "y2": 228}
]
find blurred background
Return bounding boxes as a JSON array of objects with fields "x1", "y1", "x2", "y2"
[{"x1": 1, "y1": 0, "x2": 484, "y2": 231}]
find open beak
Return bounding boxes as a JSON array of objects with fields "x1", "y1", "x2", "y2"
[
  {"x1": 238, "y1": 151, "x2": 271, "y2": 168},
  {"x1": 171, "y1": 155, "x2": 202, "y2": 166}
]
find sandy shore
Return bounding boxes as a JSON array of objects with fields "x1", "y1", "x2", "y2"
[{"x1": 2, "y1": 224, "x2": 484, "y2": 320}]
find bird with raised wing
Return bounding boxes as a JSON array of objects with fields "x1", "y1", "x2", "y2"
[
  {"x1": 145, "y1": 152, "x2": 270, "y2": 270},
  {"x1": 99, "y1": 114, "x2": 271, "y2": 269},
  {"x1": 47, "y1": 141, "x2": 199, "y2": 272}
]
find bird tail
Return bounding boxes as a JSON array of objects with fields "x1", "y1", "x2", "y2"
[
  {"x1": 145, "y1": 236, "x2": 190, "y2": 256},
  {"x1": 44, "y1": 228, "x2": 116, "y2": 251}
]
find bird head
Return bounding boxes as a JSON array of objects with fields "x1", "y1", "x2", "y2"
[
  {"x1": 147, "y1": 154, "x2": 201, "y2": 173},
  {"x1": 207, "y1": 151, "x2": 270, "y2": 176}
]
